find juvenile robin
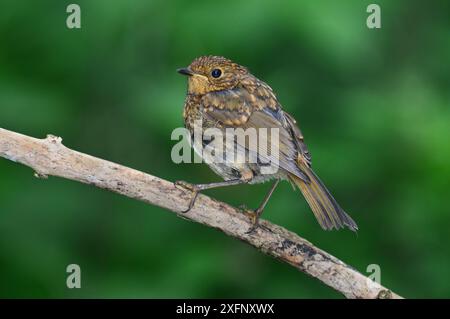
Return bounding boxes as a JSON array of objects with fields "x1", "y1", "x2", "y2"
[{"x1": 176, "y1": 55, "x2": 357, "y2": 232}]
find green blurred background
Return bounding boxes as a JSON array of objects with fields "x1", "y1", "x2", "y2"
[{"x1": 0, "y1": 0, "x2": 449, "y2": 298}]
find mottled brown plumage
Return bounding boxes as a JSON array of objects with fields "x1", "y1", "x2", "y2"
[{"x1": 177, "y1": 55, "x2": 357, "y2": 232}]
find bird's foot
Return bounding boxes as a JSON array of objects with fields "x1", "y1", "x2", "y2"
[
  {"x1": 174, "y1": 180, "x2": 200, "y2": 213},
  {"x1": 174, "y1": 180, "x2": 197, "y2": 191},
  {"x1": 239, "y1": 205, "x2": 270, "y2": 234}
]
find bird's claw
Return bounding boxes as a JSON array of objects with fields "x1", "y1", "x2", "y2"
[
  {"x1": 174, "y1": 180, "x2": 196, "y2": 192},
  {"x1": 238, "y1": 205, "x2": 255, "y2": 221},
  {"x1": 245, "y1": 210, "x2": 259, "y2": 234},
  {"x1": 174, "y1": 180, "x2": 199, "y2": 213},
  {"x1": 240, "y1": 207, "x2": 270, "y2": 234},
  {"x1": 238, "y1": 204, "x2": 249, "y2": 211}
]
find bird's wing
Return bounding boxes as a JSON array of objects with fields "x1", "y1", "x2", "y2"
[
  {"x1": 283, "y1": 111, "x2": 312, "y2": 167},
  {"x1": 201, "y1": 87, "x2": 309, "y2": 182}
]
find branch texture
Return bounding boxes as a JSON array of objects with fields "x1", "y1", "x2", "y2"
[{"x1": 0, "y1": 127, "x2": 402, "y2": 299}]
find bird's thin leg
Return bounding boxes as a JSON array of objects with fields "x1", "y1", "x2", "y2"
[
  {"x1": 175, "y1": 179, "x2": 247, "y2": 213},
  {"x1": 245, "y1": 179, "x2": 280, "y2": 234}
]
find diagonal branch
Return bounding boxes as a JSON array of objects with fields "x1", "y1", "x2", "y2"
[{"x1": 0, "y1": 127, "x2": 402, "y2": 299}]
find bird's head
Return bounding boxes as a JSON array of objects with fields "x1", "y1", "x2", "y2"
[{"x1": 177, "y1": 56, "x2": 248, "y2": 95}]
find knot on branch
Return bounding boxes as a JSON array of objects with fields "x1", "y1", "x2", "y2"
[
  {"x1": 45, "y1": 134, "x2": 63, "y2": 144},
  {"x1": 34, "y1": 171, "x2": 49, "y2": 179},
  {"x1": 377, "y1": 289, "x2": 393, "y2": 299}
]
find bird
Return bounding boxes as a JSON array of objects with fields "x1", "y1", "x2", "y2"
[{"x1": 176, "y1": 55, "x2": 357, "y2": 232}]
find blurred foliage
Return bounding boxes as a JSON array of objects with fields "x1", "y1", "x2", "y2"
[{"x1": 0, "y1": 0, "x2": 449, "y2": 298}]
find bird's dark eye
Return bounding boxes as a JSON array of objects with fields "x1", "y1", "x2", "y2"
[{"x1": 211, "y1": 69, "x2": 222, "y2": 78}]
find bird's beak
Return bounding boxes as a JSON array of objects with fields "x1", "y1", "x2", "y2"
[{"x1": 177, "y1": 67, "x2": 193, "y2": 76}]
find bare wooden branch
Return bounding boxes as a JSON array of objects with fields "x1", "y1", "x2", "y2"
[{"x1": 0, "y1": 127, "x2": 402, "y2": 299}]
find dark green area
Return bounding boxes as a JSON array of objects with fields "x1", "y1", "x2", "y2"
[{"x1": 0, "y1": 0, "x2": 449, "y2": 298}]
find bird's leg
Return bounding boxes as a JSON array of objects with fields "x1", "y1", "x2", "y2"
[
  {"x1": 175, "y1": 179, "x2": 247, "y2": 213},
  {"x1": 245, "y1": 179, "x2": 280, "y2": 234}
]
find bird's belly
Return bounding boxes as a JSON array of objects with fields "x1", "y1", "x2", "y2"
[
  {"x1": 193, "y1": 139, "x2": 286, "y2": 184},
  {"x1": 191, "y1": 140, "x2": 238, "y2": 180},
  {"x1": 205, "y1": 161, "x2": 286, "y2": 184}
]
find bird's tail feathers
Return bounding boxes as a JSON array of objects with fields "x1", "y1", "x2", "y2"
[{"x1": 289, "y1": 160, "x2": 358, "y2": 232}]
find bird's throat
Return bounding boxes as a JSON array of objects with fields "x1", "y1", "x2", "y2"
[{"x1": 188, "y1": 75, "x2": 210, "y2": 95}]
